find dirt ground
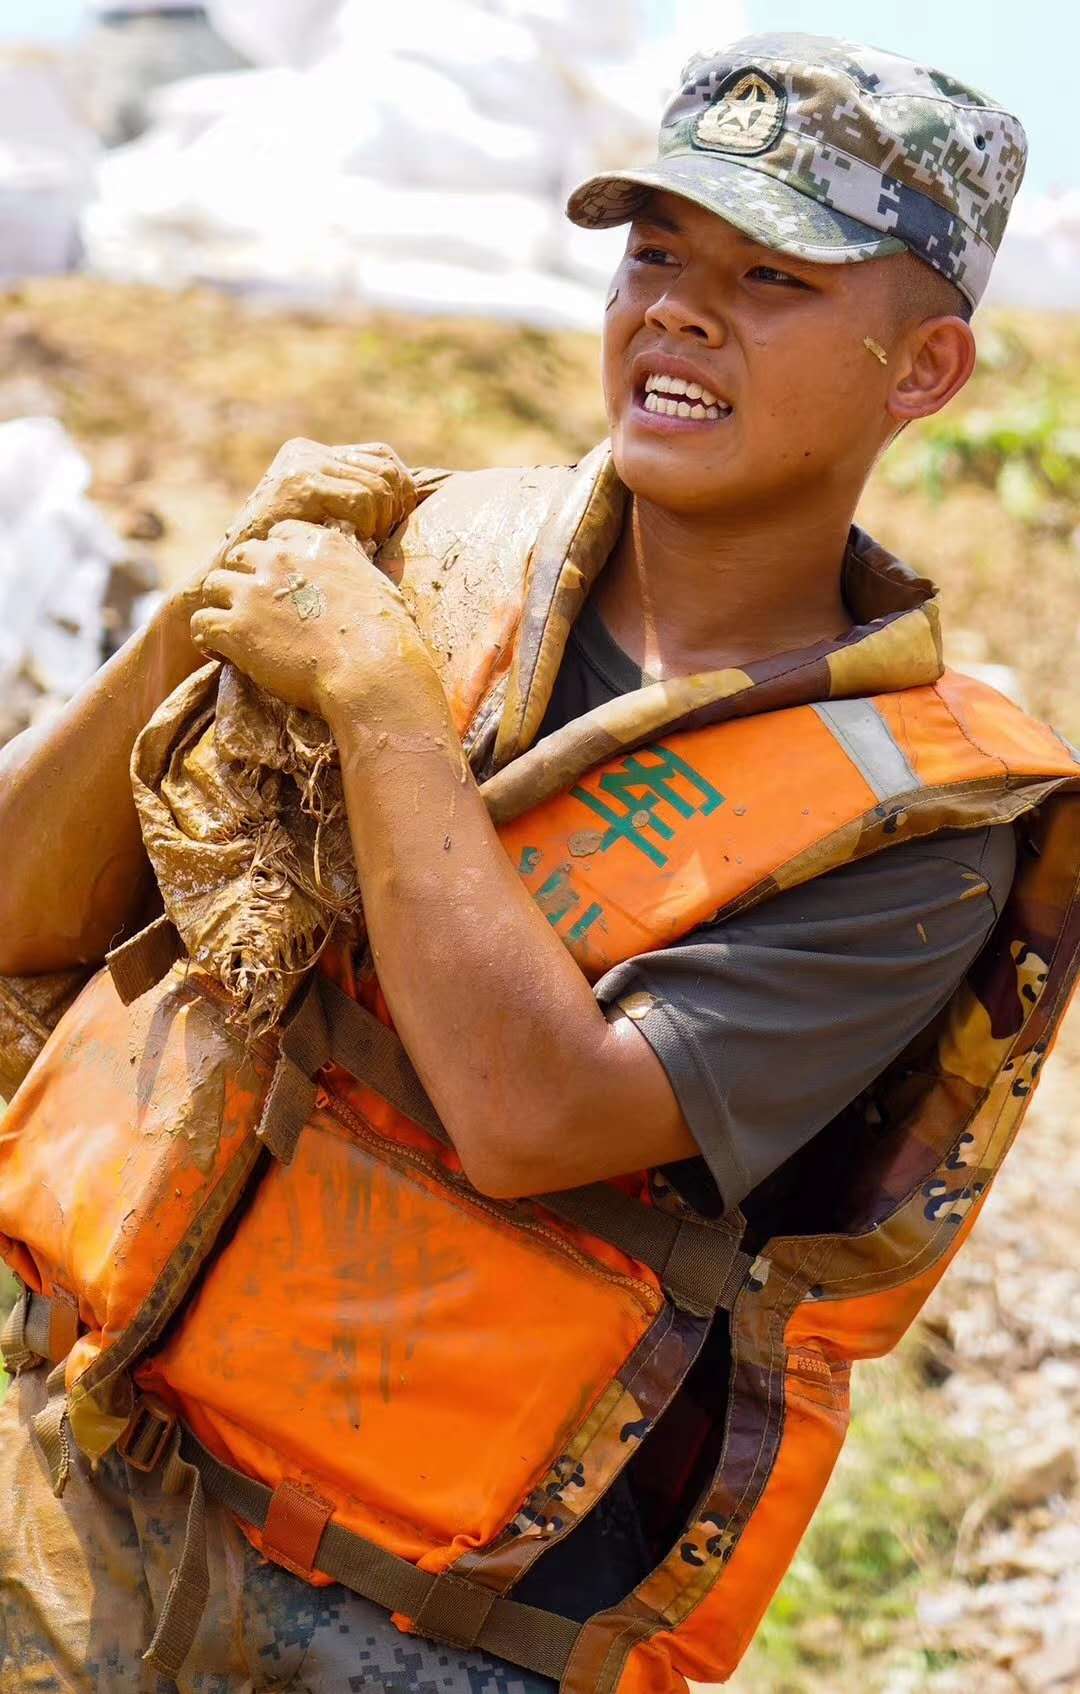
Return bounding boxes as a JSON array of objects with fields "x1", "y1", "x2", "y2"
[{"x1": 0, "y1": 280, "x2": 1076, "y2": 1693}]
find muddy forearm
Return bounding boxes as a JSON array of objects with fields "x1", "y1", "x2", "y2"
[
  {"x1": 329, "y1": 683, "x2": 695, "y2": 1199},
  {"x1": 0, "y1": 593, "x2": 203, "y2": 974}
]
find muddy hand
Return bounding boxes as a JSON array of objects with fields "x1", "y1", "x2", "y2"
[
  {"x1": 219, "y1": 437, "x2": 416, "y2": 559},
  {"x1": 168, "y1": 438, "x2": 416, "y2": 635},
  {"x1": 190, "y1": 519, "x2": 435, "y2": 718}
]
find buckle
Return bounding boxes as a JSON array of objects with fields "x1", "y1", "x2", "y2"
[{"x1": 117, "y1": 1395, "x2": 176, "y2": 1473}]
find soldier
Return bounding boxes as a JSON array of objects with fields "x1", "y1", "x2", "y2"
[{"x1": 0, "y1": 32, "x2": 1064, "y2": 1694}]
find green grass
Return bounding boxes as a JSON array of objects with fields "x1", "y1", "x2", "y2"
[
  {"x1": 0, "y1": 1265, "x2": 16, "y2": 1397},
  {"x1": 884, "y1": 319, "x2": 1080, "y2": 531},
  {"x1": 739, "y1": 1344, "x2": 993, "y2": 1693}
]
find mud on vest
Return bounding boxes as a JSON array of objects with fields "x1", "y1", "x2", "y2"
[{"x1": 1, "y1": 444, "x2": 1077, "y2": 1693}]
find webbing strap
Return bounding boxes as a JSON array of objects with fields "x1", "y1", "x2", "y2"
[
  {"x1": 313, "y1": 978, "x2": 751, "y2": 1316},
  {"x1": 0, "y1": 1287, "x2": 34, "y2": 1374},
  {"x1": 320, "y1": 978, "x2": 447, "y2": 1141},
  {"x1": 106, "y1": 915, "x2": 184, "y2": 1005},
  {"x1": 255, "y1": 976, "x2": 332, "y2": 1164},
  {"x1": 145, "y1": 1421, "x2": 580, "y2": 1681},
  {"x1": 531, "y1": 1183, "x2": 753, "y2": 1320},
  {"x1": 143, "y1": 1429, "x2": 209, "y2": 1678},
  {"x1": 29, "y1": 1361, "x2": 72, "y2": 1498},
  {"x1": 17, "y1": 1286, "x2": 80, "y2": 1367}
]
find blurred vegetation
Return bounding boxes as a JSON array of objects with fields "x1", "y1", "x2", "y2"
[
  {"x1": 885, "y1": 320, "x2": 1080, "y2": 533},
  {"x1": 739, "y1": 1347, "x2": 994, "y2": 1693},
  {"x1": 0, "y1": 1266, "x2": 16, "y2": 1396}
]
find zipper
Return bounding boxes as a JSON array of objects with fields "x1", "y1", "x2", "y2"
[{"x1": 320, "y1": 1088, "x2": 662, "y2": 1317}]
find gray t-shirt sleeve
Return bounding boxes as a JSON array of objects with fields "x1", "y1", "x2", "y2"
[{"x1": 593, "y1": 825, "x2": 1017, "y2": 1213}]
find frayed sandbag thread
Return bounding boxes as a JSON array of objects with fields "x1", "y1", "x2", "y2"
[{"x1": 132, "y1": 662, "x2": 364, "y2": 1037}]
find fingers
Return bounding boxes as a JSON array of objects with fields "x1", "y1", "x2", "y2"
[
  {"x1": 329, "y1": 442, "x2": 415, "y2": 526},
  {"x1": 222, "y1": 439, "x2": 414, "y2": 566},
  {"x1": 188, "y1": 608, "x2": 233, "y2": 660},
  {"x1": 218, "y1": 542, "x2": 265, "y2": 573},
  {"x1": 199, "y1": 565, "x2": 250, "y2": 610},
  {"x1": 232, "y1": 471, "x2": 386, "y2": 546},
  {"x1": 265, "y1": 518, "x2": 365, "y2": 562},
  {"x1": 330, "y1": 441, "x2": 408, "y2": 474}
]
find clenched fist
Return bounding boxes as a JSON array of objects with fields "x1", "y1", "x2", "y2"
[
  {"x1": 168, "y1": 439, "x2": 417, "y2": 636},
  {"x1": 190, "y1": 519, "x2": 442, "y2": 723},
  {"x1": 219, "y1": 437, "x2": 417, "y2": 560}
]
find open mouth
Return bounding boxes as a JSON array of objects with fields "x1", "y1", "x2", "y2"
[{"x1": 635, "y1": 371, "x2": 733, "y2": 423}]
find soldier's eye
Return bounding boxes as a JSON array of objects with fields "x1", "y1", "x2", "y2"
[
  {"x1": 748, "y1": 265, "x2": 811, "y2": 288},
  {"x1": 632, "y1": 245, "x2": 677, "y2": 266}
]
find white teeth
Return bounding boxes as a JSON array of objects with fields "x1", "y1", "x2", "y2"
[
  {"x1": 642, "y1": 388, "x2": 729, "y2": 420},
  {"x1": 643, "y1": 372, "x2": 727, "y2": 411}
]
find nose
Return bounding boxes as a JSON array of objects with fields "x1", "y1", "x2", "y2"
[{"x1": 644, "y1": 274, "x2": 727, "y2": 347}]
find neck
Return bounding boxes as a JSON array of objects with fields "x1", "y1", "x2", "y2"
[{"x1": 593, "y1": 489, "x2": 854, "y2": 678}]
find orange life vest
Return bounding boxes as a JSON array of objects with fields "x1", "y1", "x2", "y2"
[{"x1": 1, "y1": 445, "x2": 1077, "y2": 1692}]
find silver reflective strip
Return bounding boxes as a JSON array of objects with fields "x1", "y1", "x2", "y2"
[{"x1": 812, "y1": 699, "x2": 920, "y2": 800}]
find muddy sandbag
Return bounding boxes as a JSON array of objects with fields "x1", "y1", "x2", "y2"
[
  {"x1": 132, "y1": 658, "x2": 362, "y2": 1033},
  {"x1": 124, "y1": 458, "x2": 583, "y2": 1032}
]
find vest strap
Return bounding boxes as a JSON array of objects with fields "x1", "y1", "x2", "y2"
[
  {"x1": 143, "y1": 1425, "x2": 209, "y2": 1678},
  {"x1": 0, "y1": 1284, "x2": 81, "y2": 1374},
  {"x1": 107, "y1": 915, "x2": 184, "y2": 1005},
  {"x1": 262, "y1": 1480, "x2": 334, "y2": 1578},
  {"x1": 255, "y1": 977, "x2": 332, "y2": 1165},
  {"x1": 29, "y1": 1360, "x2": 73, "y2": 1497},
  {"x1": 528, "y1": 1183, "x2": 752, "y2": 1320},
  {"x1": 0, "y1": 1286, "x2": 34, "y2": 1374},
  {"x1": 321, "y1": 977, "x2": 445, "y2": 1141},
  {"x1": 140, "y1": 1414, "x2": 581, "y2": 1682}
]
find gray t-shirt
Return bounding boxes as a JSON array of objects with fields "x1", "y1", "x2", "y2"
[{"x1": 537, "y1": 596, "x2": 1016, "y2": 1214}]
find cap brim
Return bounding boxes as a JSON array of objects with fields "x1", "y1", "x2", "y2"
[{"x1": 566, "y1": 153, "x2": 907, "y2": 265}]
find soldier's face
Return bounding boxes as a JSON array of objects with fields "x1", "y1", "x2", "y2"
[{"x1": 601, "y1": 190, "x2": 901, "y2": 517}]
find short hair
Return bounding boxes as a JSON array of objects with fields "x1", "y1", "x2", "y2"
[{"x1": 890, "y1": 249, "x2": 973, "y2": 325}]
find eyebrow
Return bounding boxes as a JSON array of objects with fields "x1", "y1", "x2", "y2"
[
  {"x1": 633, "y1": 205, "x2": 773, "y2": 251},
  {"x1": 634, "y1": 206, "x2": 684, "y2": 234},
  {"x1": 631, "y1": 204, "x2": 818, "y2": 275}
]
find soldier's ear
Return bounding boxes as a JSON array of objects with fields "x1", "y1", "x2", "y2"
[{"x1": 887, "y1": 315, "x2": 976, "y2": 425}]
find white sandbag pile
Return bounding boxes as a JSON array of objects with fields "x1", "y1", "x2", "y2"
[
  {"x1": 0, "y1": 49, "x2": 99, "y2": 281},
  {"x1": 0, "y1": 419, "x2": 159, "y2": 746},
  {"x1": 81, "y1": 0, "x2": 744, "y2": 328}
]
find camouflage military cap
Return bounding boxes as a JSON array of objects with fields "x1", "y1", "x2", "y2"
[{"x1": 567, "y1": 33, "x2": 1028, "y2": 308}]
